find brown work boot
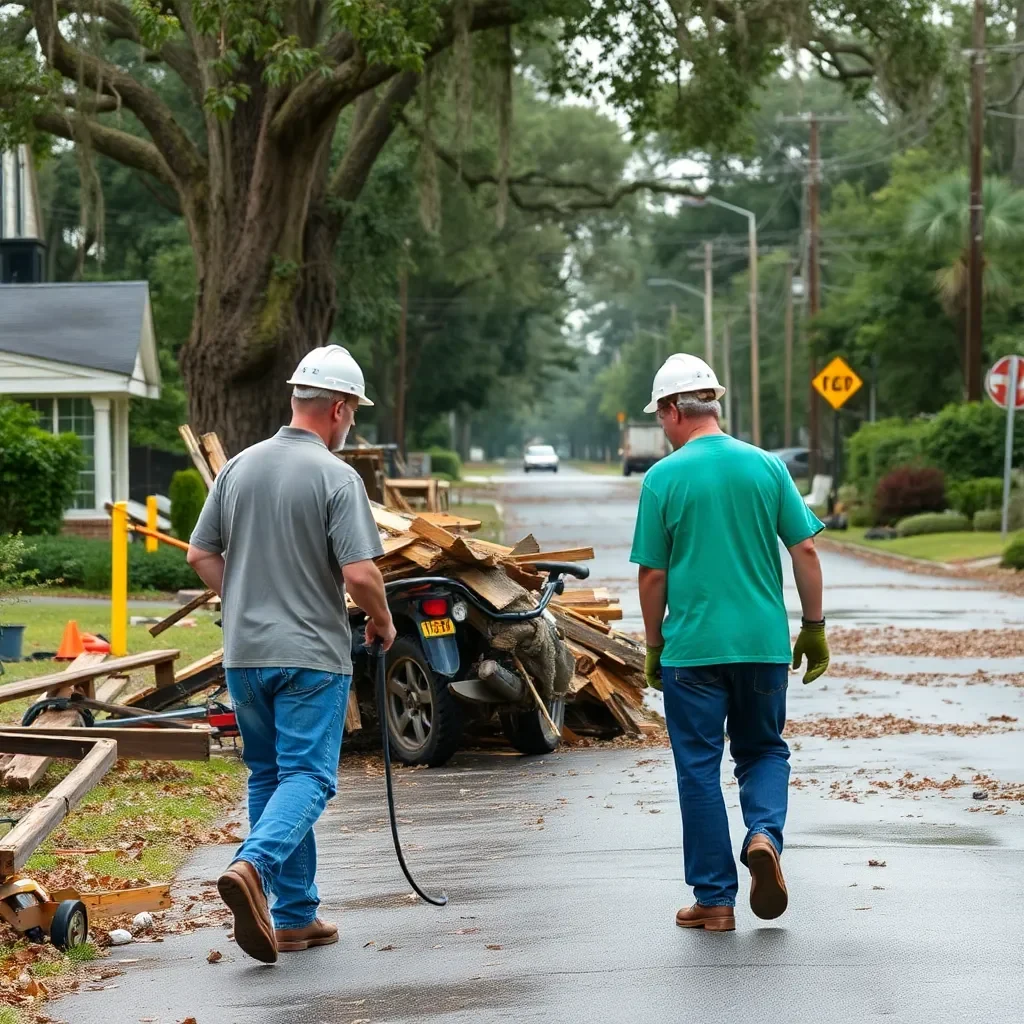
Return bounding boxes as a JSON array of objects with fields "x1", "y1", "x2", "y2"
[
  {"x1": 275, "y1": 918, "x2": 339, "y2": 952},
  {"x1": 746, "y1": 834, "x2": 789, "y2": 920},
  {"x1": 675, "y1": 904, "x2": 736, "y2": 932},
  {"x1": 217, "y1": 860, "x2": 278, "y2": 963}
]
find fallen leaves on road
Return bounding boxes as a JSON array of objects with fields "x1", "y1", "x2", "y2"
[
  {"x1": 868, "y1": 860, "x2": 886, "y2": 867},
  {"x1": 785, "y1": 714, "x2": 1017, "y2": 740},
  {"x1": 829, "y1": 628, "x2": 1024, "y2": 659},
  {"x1": 207, "y1": 950, "x2": 222, "y2": 964},
  {"x1": 378, "y1": 944, "x2": 397, "y2": 952},
  {"x1": 485, "y1": 944, "x2": 503, "y2": 950}
]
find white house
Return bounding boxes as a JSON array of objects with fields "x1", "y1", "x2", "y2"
[{"x1": 1, "y1": 145, "x2": 162, "y2": 536}]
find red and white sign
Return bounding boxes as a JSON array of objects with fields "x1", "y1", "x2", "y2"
[{"x1": 985, "y1": 355, "x2": 1024, "y2": 410}]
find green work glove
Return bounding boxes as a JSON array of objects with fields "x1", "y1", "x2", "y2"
[
  {"x1": 644, "y1": 644, "x2": 664, "y2": 691},
  {"x1": 792, "y1": 619, "x2": 829, "y2": 684}
]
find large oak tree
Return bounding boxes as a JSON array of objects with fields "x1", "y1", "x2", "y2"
[{"x1": 0, "y1": 0, "x2": 943, "y2": 451}]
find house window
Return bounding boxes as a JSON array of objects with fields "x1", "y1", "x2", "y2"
[{"x1": 22, "y1": 397, "x2": 96, "y2": 509}]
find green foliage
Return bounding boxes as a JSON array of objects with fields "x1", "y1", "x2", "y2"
[
  {"x1": 896, "y1": 512, "x2": 969, "y2": 537},
  {"x1": 0, "y1": 401, "x2": 84, "y2": 535},
  {"x1": 0, "y1": 533, "x2": 37, "y2": 602},
  {"x1": 1002, "y1": 533, "x2": 1024, "y2": 569},
  {"x1": 948, "y1": 477, "x2": 1008, "y2": 519},
  {"x1": 972, "y1": 509, "x2": 1002, "y2": 532},
  {"x1": 846, "y1": 418, "x2": 930, "y2": 499},
  {"x1": 10, "y1": 535, "x2": 199, "y2": 592},
  {"x1": 848, "y1": 506, "x2": 876, "y2": 528},
  {"x1": 169, "y1": 470, "x2": 207, "y2": 541},
  {"x1": 427, "y1": 448, "x2": 462, "y2": 481},
  {"x1": 874, "y1": 465, "x2": 947, "y2": 525},
  {"x1": 922, "y1": 402, "x2": 1024, "y2": 481},
  {"x1": 330, "y1": 0, "x2": 440, "y2": 69}
]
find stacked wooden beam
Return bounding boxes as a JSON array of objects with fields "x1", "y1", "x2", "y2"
[{"x1": 179, "y1": 427, "x2": 660, "y2": 740}]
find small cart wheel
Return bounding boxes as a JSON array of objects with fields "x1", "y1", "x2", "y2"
[{"x1": 50, "y1": 900, "x2": 88, "y2": 950}]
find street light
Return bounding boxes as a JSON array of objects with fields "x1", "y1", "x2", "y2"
[
  {"x1": 648, "y1": 277, "x2": 712, "y2": 370},
  {"x1": 679, "y1": 195, "x2": 760, "y2": 447}
]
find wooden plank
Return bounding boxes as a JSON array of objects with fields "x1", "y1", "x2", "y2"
[
  {"x1": 409, "y1": 518, "x2": 495, "y2": 566},
  {"x1": 149, "y1": 589, "x2": 217, "y2": 637},
  {"x1": 79, "y1": 883, "x2": 173, "y2": 919},
  {"x1": 450, "y1": 566, "x2": 528, "y2": 611},
  {"x1": 380, "y1": 535, "x2": 415, "y2": 557},
  {"x1": 0, "y1": 726, "x2": 210, "y2": 761},
  {"x1": 417, "y1": 511, "x2": 482, "y2": 533},
  {"x1": 370, "y1": 503, "x2": 416, "y2": 535},
  {"x1": 558, "y1": 604, "x2": 622, "y2": 622},
  {"x1": 510, "y1": 547, "x2": 596, "y2": 564},
  {"x1": 0, "y1": 650, "x2": 180, "y2": 705},
  {"x1": 95, "y1": 676, "x2": 133, "y2": 704},
  {"x1": 344, "y1": 688, "x2": 362, "y2": 733},
  {"x1": 178, "y1": 426, "x2": 215, "y2": 489},
  {"x1": 551, "y1": 611, "x2": 645, "y2": 673},
  {"x1": 384, "y1": 482, "x2": 414, "y2": 513},
  {"x1": 510, "y1": 533, "x2": 541, "y2": 556},
  {"x1": 588, "y1": 669, "x2": 641, "y2": 737},
  {"x1": 173, "y1": 649, "x2": 223, "y2": 684},
  {"x1": 0, "y1": 737, "x2": 117, "y2": 874},
  {"x1": 153, "y1": 660, "x2": 176, "y2": 691},
  {"x1": 400, "y1": 541, "x2": 446, "y2": 570},
  {"x1": 199, "y1": 432, "x2": 229, "y2": 475}
]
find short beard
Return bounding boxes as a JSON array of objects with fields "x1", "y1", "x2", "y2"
[{"x1": 330, "y1": 425, "x2": 350, "y2": 452}]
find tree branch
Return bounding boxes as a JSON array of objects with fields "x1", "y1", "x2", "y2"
[
  {"x1": 33, "y1": 0, "x2": 205, "y2": 185},
  {"x1": 329, "y1": 71, "x2": 419, "y2": 202},
  {"x1": 807, "y1": 40, "x2": 875, "y2": 82},
  {"x1": 31, "y1": 108, "x2": 177, "y2": 189}
]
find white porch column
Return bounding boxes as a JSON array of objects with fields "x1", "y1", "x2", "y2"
[
  {"x1": 113, "y1": 398, "x2": 130, "y2": 502},
  {"x1": 91, "y1": 397, "x2": 113, "y2": 511}
]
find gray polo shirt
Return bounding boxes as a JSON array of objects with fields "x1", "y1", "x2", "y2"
[{"x1": 190, "y1": 427, "x2": 384, "y2": 673}]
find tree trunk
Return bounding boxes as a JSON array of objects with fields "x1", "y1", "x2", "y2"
[{"x1": 1014, "y1": 0, "x2": 1024, "y2": 187}]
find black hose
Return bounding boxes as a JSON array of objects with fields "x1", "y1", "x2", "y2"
[{"x1": 369, "y1": 641, "x2": 448, "y2": 907}]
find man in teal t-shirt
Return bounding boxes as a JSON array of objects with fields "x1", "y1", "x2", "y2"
[{"x1": 630, "y1": 353, "x2": 829, "y2": 932}]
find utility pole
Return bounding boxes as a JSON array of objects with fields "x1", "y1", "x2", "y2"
[
  {"x1": 703, "y1": 241, "x2": 714, "y2": 367},
  {"x1": 747, "y1": 216, "x2": 760, "y2": 447},
  {"x1": 395, "y1": 246, "x2": 409, "y2": 454},
  {"x1": 967, "y1": 0, "x2": 986, "y2": 402},
  {"x1": 784, "y1": 259, "x2": 794, "y2": 447},
  {"x1": 807, "y1": 117, "x2": 822, "y2": 476},
  {"x1": 722, "y1": 315, "x2": 734, "y2": 433}
]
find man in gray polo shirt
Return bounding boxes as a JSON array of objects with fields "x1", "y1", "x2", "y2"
[{"x1": 187, "y1": 345, "x2": 395, "y2": 964}]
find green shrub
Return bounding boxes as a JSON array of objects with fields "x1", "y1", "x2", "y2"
[
  {"x1": 848, "y1": 505, "x2": 876, "y2": 528},
  {"x1": 1010, "y1": 493, "x2": 1024, "y2": 532},
  {"x1": 948, "y1": 477, "x2": 1008, "y2": 519},
  {"x1": 10, "y1": 534, "x2": 199, "y2": 592},
  {"x1": 1002, "y1": 534, "x2": 1024, "y2": 569},
  {"x1": 874, "y1": 465, "x2": 947, "y2": 525},
  {"x1": 846, "y1": 418, "x2": 930, "y2": 498},
  {"x1": 427, "y1": 448, "x2": 462, "y2": 481},
  {"x1": 169, "y1": 469, "x2": 207, "y2": 540},
  {"x1": 837, "y1": 484, "x2": 860, "y2": 506},
  {"x1": 0, "y1": 533, "x2": 37, "y2": 605},
  {"x1": 0, "y1": 400, "x2": 84, "y2": 535},
  {"x1": 896, "y1": 512, "x2": 970, "y2": 537},
  {"x1": 923, "y1": 401, "x2": 1024, "y2": 481},
  {"x1": 973, "y1": 509, "x2": 1003, "y2": 532}
]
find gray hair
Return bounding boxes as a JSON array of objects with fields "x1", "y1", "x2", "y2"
[
  {"x1": 671, "y1": 390, "x2": 721, "y2": 420},
  {"x1": 292, "y1": 385, "x2": 348, "y2": 404}
]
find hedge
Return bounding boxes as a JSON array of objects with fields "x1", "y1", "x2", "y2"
[
  {"x1": 846, "y1": 418, "x2": 930, "y2": 499},
  {"x1": 948, "y1": 477, "x2": 1007, "y2": 519},
  {"x1": 874, "y1": 466, "x2": 946, "y2": 525},
  {"x1": 972, "y1": 509, "x2": 1002, "y2": 532},
  {"x1": 896, "y1": 512, "x2": 970, "y2": 537},
  {"x1": 427, "y1": 448, "x2": 462, "y2": 481},
  {"x1": 0, "y1": 401, "x2": 85, "y2": 535},
  {"x1": 170, "y1": 469, "x2": 207, "y2": 540},
  {"x1": 10, "y1": 535, "x2": 200, "y2": 592},
  {"x1": 1002, "y1": 534, "x2": 1024, "y2": 570}
]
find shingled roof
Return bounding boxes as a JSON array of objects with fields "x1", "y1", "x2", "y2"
[{"x1": 0, "y1": 281, "x2": 153, "y2": 376}]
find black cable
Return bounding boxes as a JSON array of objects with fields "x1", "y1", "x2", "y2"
[
  {"x1": 22, "y1": 699, "x2": 94, "y2": 728},
  {"x1": 370, "y1": 641, "x2": 448, "y2": 907}
]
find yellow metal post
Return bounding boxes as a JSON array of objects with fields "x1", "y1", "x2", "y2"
[
  {"x1": 145, "y1": 496, "x2": 158, "y2": 554},
  {"x1": 111, "y1": 501, "x2": 129, "y2": 656}
]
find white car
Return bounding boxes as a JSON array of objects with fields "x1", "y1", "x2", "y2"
[{"x1": 523, "y1": 444, "x2": 559, "y2": 473}]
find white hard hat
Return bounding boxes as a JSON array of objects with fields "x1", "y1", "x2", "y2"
[
  {"x1": 644, "y1": 353, "x2": 725, "y2": 414},
  {"x1": 286, "y1": 345, "x2": 374, "y2": 406}
]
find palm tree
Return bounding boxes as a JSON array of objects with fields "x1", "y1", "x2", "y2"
[{"x1": 906, "y1": 175, "x2": 1024, "y2": 383}]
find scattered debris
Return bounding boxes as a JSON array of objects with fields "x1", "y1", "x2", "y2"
[
  {"x1": 108, "y1": 930, "x2": 133, "y2": 946},
  {"x1": 868, "y1": 860, "x2": 886, "y2": 867},
  {"x1": 207, "y1": 950, "x2": 222, "y2": 964}
]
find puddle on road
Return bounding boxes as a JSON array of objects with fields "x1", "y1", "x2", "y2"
[{"x1": 810, "y1": 822, "x2": 996, "y2": 847}]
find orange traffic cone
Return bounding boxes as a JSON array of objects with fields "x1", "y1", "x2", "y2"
[
  {"x1": 80, "y1": 632, "x2": 111, "y2": 654},
  {"x1": 55, "y1": 620, "x2": 85, "y2": 661}
]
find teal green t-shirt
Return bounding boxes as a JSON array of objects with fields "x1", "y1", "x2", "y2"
[{"x1": 629, "y1": 434, "x2": 823, "y2": 666}]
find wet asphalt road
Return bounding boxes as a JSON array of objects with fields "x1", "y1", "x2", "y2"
[{"x1": 58, "y1": 469, "x2": 1024, "y2": 1024}]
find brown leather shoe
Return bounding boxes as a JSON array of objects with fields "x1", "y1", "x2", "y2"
[
  {"x1": 675, "y1": 904, "x2": 736, "y2": 931},
  {"x1": 217, "y1": 860, "x2": 278, "y2": 963},
  {"x1": 275, "y1": 917, "x2": 339, "y2": 952},
  {"x1": 746, "y1": 834, "x2": 788, "y2": 920}
]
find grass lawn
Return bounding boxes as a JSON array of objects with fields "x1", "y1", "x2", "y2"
[
  {"x1": 828, "y1": 526, "x2": 1019, "y2": 563},
  {"x1": 451, "y1": 499, "x2": 503, "y2": 545}
]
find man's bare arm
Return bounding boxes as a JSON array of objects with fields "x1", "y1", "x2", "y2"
[
  {"x1": 186, "y1": 546, "x2": 225, "y2": 596},
  {"x1": 343, "y1": 559, "x2": 397, "y2": 651},
  {"x1": 789, "y1": 538, "x2": 823, "y2": 621},
  {"x1": 638, "y1": 566, "x2": 668, "y2": 647}
]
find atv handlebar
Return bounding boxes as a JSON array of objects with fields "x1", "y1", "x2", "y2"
[{"x1": 382, "y1": 561, "x2": 589, "y2": 623}]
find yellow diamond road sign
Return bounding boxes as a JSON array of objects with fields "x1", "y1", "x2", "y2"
[{"x1": 812, "y1": 356, "x2": 863, "y2": 410}]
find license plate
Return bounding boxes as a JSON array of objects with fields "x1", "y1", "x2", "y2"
[{"x1": 420, "y1": 617, "x2": 455, "y2": 638}]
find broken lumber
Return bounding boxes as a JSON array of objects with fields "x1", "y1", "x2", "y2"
[
  {"x1": 0, "y1": 726, "x2": 210, "y2": 761},
  {"x1": 149, "y1": 589, "x2": 216, "y2": 637},
  {"x1": 510, "y1": 546, "x2": 596, "y2": 564},
  {"x1": 0, "y1": 736, "x2": 117, "y2": 875},
  {"x1": 3, "y1": 652, "x2": 108, "y2": 791},
  {"x1": 179, "y1": 426, "x2": 215, "y2": 489},
  {"x1": 200, "y1": 432, "x2": 229, "y2": 474},
  {"x1": 409, "y1": 517, "x2": 496, "y2": 566}
]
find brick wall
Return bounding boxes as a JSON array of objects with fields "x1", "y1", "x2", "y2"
[{"x1": 62, "y1": 518, "x2": 111, "y2": 540}]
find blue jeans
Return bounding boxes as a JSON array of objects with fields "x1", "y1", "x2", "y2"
[
  {"x1": 662, "y1": 663, "x2": 790, "y2": 908},
  {"x1": 225, "y1": 668, "x2": 350, "y2": 929}
]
